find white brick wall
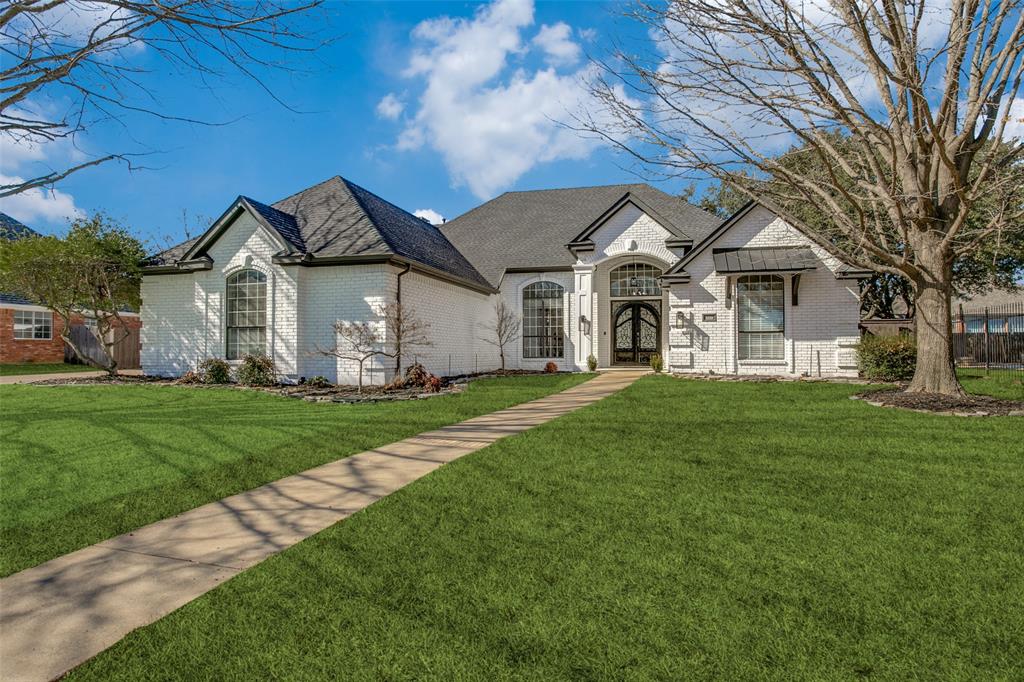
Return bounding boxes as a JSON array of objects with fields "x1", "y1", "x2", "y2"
[
  {"x1": 296, "y1": 264, "x2": 395, "y2": 385},
  {"x1": 667, "y1": 205, "x2": 860, "y2": 377},
  {"x1": 142, "y1": 211, "x2": 300, "y2": 378},
  {"x1": 580, "y1": 203, "x2": 680, "y2": 266},
  {"x1": 400, "y1": 270, "x2": 500, "y2": 377},
  {"x1": 498, "y1": 271, "x2": 576, "y2": 371},
  {"x1": 142, "y1": 201, "x2": 860, "y2": 383}
]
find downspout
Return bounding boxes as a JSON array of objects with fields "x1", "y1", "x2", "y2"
[{"x1": 395, "y1": 261, "x2": 412, "y2": 379}]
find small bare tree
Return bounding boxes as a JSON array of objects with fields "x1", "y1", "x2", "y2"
[
  {"x1": 315, "y1": 303, "x2": 431, "y2": 392},
  {"x1": 481, "y1": 299, "x2": 520, "y2": 371},
  {"x1": 316, "y1": 321, "x2": 384, "y2": 393},
  {"x1": 585, "y1": 0, "x2": 1024, "y2": 396},
  {"x1": 1, "y1": 0, "x2": 326, "y2": 197},
  {"x1": 381, "y1": 301, "x2": 432, "y2": 380}
]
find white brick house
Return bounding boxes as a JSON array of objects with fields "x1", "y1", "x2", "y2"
[{"x1": 142, "y1": 176, "x2": 868, "y2": 383}]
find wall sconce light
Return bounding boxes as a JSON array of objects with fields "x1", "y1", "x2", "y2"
[
  {"x1": 675, "y1": 311, "x2": 685, "y2": 329},
  {"x1": 579, "y1": 314, "x2": 591, "y2": 335}
]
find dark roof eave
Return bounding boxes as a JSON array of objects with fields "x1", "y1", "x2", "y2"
[
  {"x1": 142, "y1": 257, "x2": 213, "y2": 275},
  {"x1": 715, "y1": 266, "x2": 816, "y2": 274},
  {"x1": 402, "y1": 259, "x2": 497, "y2": 295},
  {"x1": 275, "y1": 253, "x2": 497, "y2": 294},
  {"x1": 836, "y1": 269, "x2": 874, "y2": 280}
]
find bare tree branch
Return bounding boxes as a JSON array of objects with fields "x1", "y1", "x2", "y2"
[{"x1": 1, "y1": 0, "x2": 328, "y2": 195}]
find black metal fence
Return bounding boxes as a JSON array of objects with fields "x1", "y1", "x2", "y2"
[{"x1": 952, "y1": 302, "x2": 1024, "y2": 378}]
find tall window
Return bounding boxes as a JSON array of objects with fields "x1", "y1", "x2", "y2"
[
  {"x1": 737, "y1": 274, "x2": 784, "y2": 360},
  {"x1": 523, "y1": 281, "x2": 564, "y2": 358},
  {"x1": 13, "y1": 310, "x2": 52, "y2": 340},
  {"x1": 226, "y1": 269, "x2": 267, "y2": 360},
  {"x1": 610, "y1": 263, "x2": 662, "y2": 297}
]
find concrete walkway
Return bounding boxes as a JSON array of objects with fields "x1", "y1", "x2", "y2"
[
  {"x1": 0, "y1": 369, "x2": 143, "y2": 385},
  {"x1": 0, "y1": 370, "x2": 645, "y2": 682}
]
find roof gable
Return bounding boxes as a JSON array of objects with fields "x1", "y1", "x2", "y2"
[
  {"x1": 663, "y1": 201, "x2": 864, "y2": 280},
  {"x1": 568, "y1": 192, "x2": 691, "y2": 248},
  {"x1": 181, "y1": 197, "x2": 292, "y2": 263},
  {"x1": 442, "y1": 183, "x2": 719, "y2": 285},
  {"x1": 150, "y1": 176, "x2": 493, "y2": 292}
]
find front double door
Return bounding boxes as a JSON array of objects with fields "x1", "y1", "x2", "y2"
[{"x1": 612, "y1": 301, "x2": 660, "y2": 365}]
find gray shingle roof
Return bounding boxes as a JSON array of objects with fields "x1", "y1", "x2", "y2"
[
  {"x1": 0, "y1": 212, "x2": 38, "y2": 241},
  {"x1": 243, "y1": 197, "x2": 303, "y2": 253},
  {"x1": 440, "y1": 184, "x2": 720, "y2": 285},
  {"x1": 154, "y1": 177, "x2": 492, "y2": 291},
  {"x1": 148, "y1": 237, "x2": 200, "y2": 266},
  {"x1": 0, "y1": 213, "x2": 40, "y2": 305},
  {"x1": 712, "y1": 247, "x2": 818, "y2": 273}
]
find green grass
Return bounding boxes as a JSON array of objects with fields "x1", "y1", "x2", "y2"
[
  {"x1": 958, "y1": 368, "x2": 1024, "y2": 399},
  {"x1": 0, "y1": 362, "x2": 97, "y2": 376},
  {"x1": 0, "y1": 374, "x2": 591, "y2": 576},
  {"x1": 70, "y1": 376, "x2": 1024, "y2": 680}
]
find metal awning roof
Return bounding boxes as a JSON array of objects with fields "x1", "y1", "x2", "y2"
[{"x1": 712, "y1": 247, "x2": 817, "y2": 274}]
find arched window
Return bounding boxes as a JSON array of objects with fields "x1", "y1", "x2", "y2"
[
  {"x1": 522, "y1": 281, "x2": 564, "y2": 358},
  {"x1": 737, "y1": 274, "x2": 784, "y2": 360},
  {"x1": 610, "y1": 263, "x2": 662, "y2": 297},
  {"x1": 226, "y1": 269, "x2": 267, "y2": 360}
]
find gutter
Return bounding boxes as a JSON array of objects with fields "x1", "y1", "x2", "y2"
[{"x1": 394, "y1": 261, "x2": 412, "y2": 378}]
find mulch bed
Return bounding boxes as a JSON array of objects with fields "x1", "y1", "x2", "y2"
[
  {"x1": 24, "y1": 368, "x2": 564, "y2": 404},
  {"x1": 852, "y1": 388, "x2": 1024, "y2": 417}
]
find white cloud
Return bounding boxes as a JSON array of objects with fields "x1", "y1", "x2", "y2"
[
  {"x1": 1, "y1": 105, "x2": 86, "y2": 226},
  {"x1": 0, "y1": 173, "x2": 84, "y2": 225},
  {"x1": 376, "y1": 93, "x2": 405, "y2": 121},
  {"x1": 533, "y1": 23, "x2": 581, "y2": 66},
  {"x1": 396, "y1": 0, "x2": 617, "y2": 199},
  {"x1": 1004, "y1": 97, "x2": 1024, "y2": 140},
  {"x1": 413, "y1": 208, "x2": 445, "y2": 224}
]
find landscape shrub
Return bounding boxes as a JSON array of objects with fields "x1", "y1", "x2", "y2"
[
  {"x1": 236, "y1": 354, "x2": 276, "y2": 386},
  {"x1": 306, "y1": 375, "x2": 331, "y2": 388},
  {"x1": 856, "y1": 334, "x2": 916, "y2": 381},
  {"x1": 427, "y1": 375, "x2": 442, "y2": 393},
  {"x1": 544, "y1": 361, "x2": 558, "y2": 373},
  {"x1": 198, "y1": 358, "x2": 231, "y2": 384},
  {"x1": 177, "y1": 370, "x2": 202, "y2": 384},
  {"x1": 587, "y1": 354, "x2": 598, "y2": 371},
  {"x1": 650, "y1": 353, "x2": 663, "y2": 373}
]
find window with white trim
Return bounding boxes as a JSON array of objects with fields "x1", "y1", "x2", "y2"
[
  {"x1": 609, "y1": 263, "x2": 662, "y2": 297},
  {"x1": 226, "y1": 269, "x2": 267, "y2": 360},
  {"x1": 522, "y1": 281, "x2": 564, "y2": 358},
  {"x1": 13, "y1": 310, "x2": 52, "y2": 340},
  {"x1": 737, "y1": 274, "x2": 784, "y2": 360}
]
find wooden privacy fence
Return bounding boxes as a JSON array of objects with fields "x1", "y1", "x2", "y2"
[
  {"x1": 64, "y1": 324, "x2": 141, "y2": 370},
  {"x1": 953, "y1": 302, "x2": 1024, "y2": 377}
]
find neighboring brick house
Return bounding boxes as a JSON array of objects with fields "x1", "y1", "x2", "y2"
[
  {"x1": 0, "y1": 212, "x2": 142, "y2": 366},
  {"x1": 141, "y1": 176, "x2": 868, "y2": 383}
]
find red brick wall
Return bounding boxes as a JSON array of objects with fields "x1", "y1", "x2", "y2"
[
  {"x1": 0, "y1": 308, "x2": 66, "y2": 364},
  {"x1": 0, "y1": 307, "x2": 143, "y2": 364}
]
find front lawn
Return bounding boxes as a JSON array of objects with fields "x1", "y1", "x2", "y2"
[
  {"x1": 958, "y1": 368, "x2": 1024, "y2": 399},
  {"x1": 0, "y1": 362, "x2": 96, "y2": 376},
  {"x1": 70, "y1": 376, "x2": 1024, "y2": 680},
  {"x1": 0, "y1": 374, "x2": 592, "y2": 576}
]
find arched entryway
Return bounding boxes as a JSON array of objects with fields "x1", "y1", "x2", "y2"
[{"x1": 612, "y1": 301, "x2": 661, "y2": 365}]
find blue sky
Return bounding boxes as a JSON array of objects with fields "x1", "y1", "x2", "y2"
[{"x1": 2, "y1": 0, "x2": 668, "y2": 249}]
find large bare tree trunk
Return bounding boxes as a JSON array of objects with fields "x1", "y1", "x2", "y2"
[{"x1": 906, "y1": 238, "x2": 965, "y2": 396}]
